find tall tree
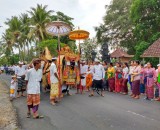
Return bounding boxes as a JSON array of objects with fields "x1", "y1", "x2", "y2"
[
  {"x1": 130, "y1": 0, "x2": 160, "y2": 61},
  {"x1": 97, "y1": 0, "x2": 135, "y2": 54},
  {"x1": 19, "y1": 13, "x2": 31, "y2": 61},
  {"x1": 28, "y1": 4, "x2": 53, "y2": 42},
  {"x1": 94, "y1": 24, "x2": 110, "y2": 62},
  {"x1": 81, "y1": 38, "x2": 98, "y2": 61},
  {"x1": 5, "y1": 16, "x2": 23, "y2": 60}
]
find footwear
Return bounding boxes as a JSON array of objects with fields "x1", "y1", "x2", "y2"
[
  {"x1": 101, "y1": 94, "x2": 104, "y2": 97},
  {"x1": 27, "y1": 113, "x2": 31, "y2": 118},
  {"x1": 89, "y1": 94, "x2": 94, "y2": 97},
  {"x1": 67, "y1": 93, "x2": 72, "y2": 96},
  {"x1": 130, "y1": 94, "x2": 133, "y2": 97},
  {"x1": 155, "y1": 98, "x2": 160, "y2": 101},
  {"x1": 140, "y1": 93, "x2": 145, "y2": 96},
  {"x1": 134, "y1": 96, "x2": 140, "y2": 99},
  {"x1": 17, "y1": 95, "x2": 21, "y2": 98},
  {"x1": 33, "y1": 115, "x2": 44, "y2": 119},
  {"x1": 131, "y1": 95, "x2": 135, "y2": 98},
  {"x1": 144, "y1": 97, "x2": 149, "y2": 100},
  {"x1": 50, "y1": 102, "x2": 56, "y2": 106},
  {"x1": 10, "y1": 98, "x2": 13, "y2": 101}
]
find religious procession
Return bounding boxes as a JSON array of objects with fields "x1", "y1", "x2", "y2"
[
  {"x1": 6, "y1": 46, "x2": 160, "y2": 119},
  {"x1": 1, "y1": 18, "x2": 159, "y2": 120},
  {"x1": 1, "y1": 1, "x2": 160, "y2": 130},
  {"x1": 0, "y1": 18, "x2": 159, "y2": 125}
]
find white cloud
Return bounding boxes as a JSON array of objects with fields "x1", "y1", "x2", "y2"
[{"x1": 0, "y1": 0, "x2": 111, "y2": 38}]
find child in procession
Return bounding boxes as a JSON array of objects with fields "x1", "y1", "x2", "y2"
[{"x1": 10, "y1": 75, "x2": 17, "y2": 101}]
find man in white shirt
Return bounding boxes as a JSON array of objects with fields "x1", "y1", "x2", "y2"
[
  {"x1": 25, "y1": 59, "x2": 43, "y2": 119},
  {"x1": 89, "y1": 59, "x2": 105, "y2": 97},
  {"x1": 15, "y1": 61, "x2": 27, "y2": 97},
  {"x1": 50, "y1": 57, "x2": 60, "y2": 105}
]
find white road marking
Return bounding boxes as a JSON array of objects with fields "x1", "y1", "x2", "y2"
[{"x1": 127, "y1": 110, "x2": 156, "y2": 121}]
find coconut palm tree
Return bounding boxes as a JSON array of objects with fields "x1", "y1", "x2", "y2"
[
  {"x1": 5, "y1": 16, "x2": 23, "y2": 60},
  {"x1": 28, "y1": 4, "x2": 53, "y2": 42},
  {"x1": 19, "y1": 13, "x2": 31, "y2": 61},
  {"x1": 1, "y1": 30, "x2": 15, "y2": 62}
]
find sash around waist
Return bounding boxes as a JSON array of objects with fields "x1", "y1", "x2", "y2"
[{"x1": 145, "y1": 75, "x2": 153, "y2": 78}]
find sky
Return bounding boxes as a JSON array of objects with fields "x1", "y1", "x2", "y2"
[{"x1": 0, "y1": 0, "x2": 112, "y2": 38}]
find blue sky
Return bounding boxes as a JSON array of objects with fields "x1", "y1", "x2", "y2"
[{"x1": 0, "y1": 0, "x2": 111, "y2": 38}]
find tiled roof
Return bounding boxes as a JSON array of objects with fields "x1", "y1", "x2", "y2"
[
  {"x1": 110, "y1": 48, "x2": 134, "y2": 58},
  {"x1": 141, "y1": 38, "x2": 160, "y2": 57}
]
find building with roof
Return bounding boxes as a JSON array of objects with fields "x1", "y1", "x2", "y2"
[
  {"x1": 141, "y1": 38, "x2": 160, "y2": 63},
  {"x1": 110, "y1": 48, "x2": 134, "y2": 63}
]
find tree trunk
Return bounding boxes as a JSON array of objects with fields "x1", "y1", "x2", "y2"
[
  {"x1": 18, "y1": 45, "x2": 21, "y2": 61},
  {"x1": 27, "y1": 42, "x2": 30, "y2": 62}
]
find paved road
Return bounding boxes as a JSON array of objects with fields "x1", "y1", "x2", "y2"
[{"x1": 1, "y1": 74, "x2": 160, "y2": 130}]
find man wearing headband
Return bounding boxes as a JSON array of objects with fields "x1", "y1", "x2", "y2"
[{"x1": 50, "y1": 57, "x2": 60, "y2": 105}]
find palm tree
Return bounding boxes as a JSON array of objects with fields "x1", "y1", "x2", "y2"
[
  {"x1": 19, "y1": 13, "x2": 31, "y2": 61},
  {"x1": 5, "y1": 16, "x2": 23, "y2": 60},
  {"x1": 1, "y1": 30, "x2": 15, "y2": 62},
  {"x1": 28, "y1": 4, "x2": 53, "y2": 42}
]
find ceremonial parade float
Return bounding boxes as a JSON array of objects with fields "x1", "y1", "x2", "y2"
[{"x1": 40, "y1": 45, "x2": 80, "y2": 90}]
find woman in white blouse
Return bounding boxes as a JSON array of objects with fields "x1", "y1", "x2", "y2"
[{"x1": 121, "y1": 63, "x2": 129, "y2": 95}]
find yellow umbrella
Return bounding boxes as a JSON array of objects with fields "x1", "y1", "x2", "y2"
[
  {"x1": 69, "y1": 27, "x2": 90, "y2": 54},
  {"x1": 69, "y1": 29, "x2": 89, "y2": 40}
]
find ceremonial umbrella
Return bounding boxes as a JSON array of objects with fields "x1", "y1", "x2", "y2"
[
  {"x1": 45, "y1": 21, "x2": 72, "y2": 97},
  {"x1": 69, "y1": 27, "x2": 89, "y2": 54},
  {"x1": 46, "y1": 21, "x2": 72, "y2": 51}
]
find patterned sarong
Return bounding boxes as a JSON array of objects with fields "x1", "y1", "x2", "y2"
[
  {"x1": 27, "y1": 94, "x2": 40, "y2": 106},
  {"x1": 17, "y1": 76, "x2": 26, "y2": 92},
  {"x1": 132, "y1": 80, "x2": 140, "y2": 95},
  {"x1": 50, "y1": 83, "x2": 59, "y2": 99}
]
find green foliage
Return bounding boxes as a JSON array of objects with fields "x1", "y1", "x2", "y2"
[
  {"x1": 103, "y1": 0, "x2": 135, "y2": 53},
  {"x1": 81, "y1": 38, "x2": 98, "y2": 61},
  {"x1": 51, "y1": 11, "x2": 74, "y2": 27},
  {"x1": 28, "y1": 4, "x2": 53, "y2": 41},
  {"x1": 38, "y1": 39, "x2": 65, "y2": 56},
  {"x1": 130, "y1": 0, "x2": 160, "y2": 64},
  {"x1": 96, "y1": 0, "x2": 160, "y2": 62},
  {"x1": 134, "y1": 41, "x2": 149, "y2": 60},
  {"x1": 0, "y1": 57, "x2": 8, "y2": 65},
  {"x1": 130, "y1": 0, "x2": 160, "y2": 42},
  {"x1": 0, "y1": 54, "x2": 19, "y2": 65},
  {"x1": 67, "y1": 41, "x2": 77, "y2": 53}
]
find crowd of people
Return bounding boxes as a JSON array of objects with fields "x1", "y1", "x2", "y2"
[
  {"x1": 0, "y1": 65, "x2": 17, "y2": 75},
  {"x1": 78, "y1": 60, "x2": 160, "y2": 101},
  {"x1": 105, "y1": 61, "x2": 160, "y2": 101},
  {"x1": 1, "y1": 58, "x2": 160, "y2": 119}
]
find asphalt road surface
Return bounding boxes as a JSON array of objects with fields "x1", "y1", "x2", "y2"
[{"x1": 1, "y1": 74, "x2": 160, "y2": 130}]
